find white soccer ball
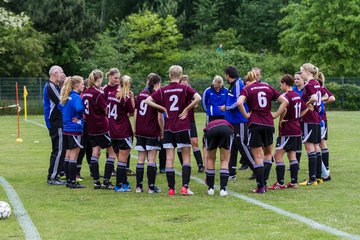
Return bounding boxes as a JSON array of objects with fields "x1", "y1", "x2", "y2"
[{"x1": 0, "y1": 201, "x2": 11, "y2": 219}]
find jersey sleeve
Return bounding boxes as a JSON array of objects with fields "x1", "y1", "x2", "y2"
[
  {"x1": 151, "y1": 89, "x2": 163, "y2": 105},
  {"x1": 96, "y1": 92, "x2": 107, "y2": 110}
]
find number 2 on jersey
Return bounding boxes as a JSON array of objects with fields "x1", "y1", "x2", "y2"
[{"x1": 169, "y1": 95, "x2": 179, "y2": 111}]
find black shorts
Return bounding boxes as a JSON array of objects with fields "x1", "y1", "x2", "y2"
[
  {"x1": 248, "y1": 124, "x2": 275, "y2": 148},
  {"x1": 302, "y1": 123, "x2": 321, "y2": 144},
  {"x1": 204, "y1": 125, "x2": 233, "y2": 150},
  {"x1": 321, "y1": 120, "x2": 328, "y2": 140},
  {"x1": 135, "y1": 136, "x2": 161, "y2": 151},
  {"x1": 190, "y1": 121, "x2": 198, "y2": 138},
  {"x1": 64, "y1": 134, "x2": 83, "y2": 149},
  {"x1": 275, "y1": 136, "x2": 302, "y2": 152},
  {"x1": 112, "y1": 137, "x2": 133, "y2": 153},
  {"x1": 163, "y1": 130, "x2": 191, "y2": 149},
  {"x1": 88, "y1": 132, "x2": 112, "y2": 149}
]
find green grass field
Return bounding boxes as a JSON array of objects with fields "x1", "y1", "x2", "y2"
[{"x1": 0, "y1": 112, "x2": 359, "y2": 240}]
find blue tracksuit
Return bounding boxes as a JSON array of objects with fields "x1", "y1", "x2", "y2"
[
  {"x1": 224, "y1": 78, "x2": 248, "y2": 124},
  {"x1": 202, "y1": 85, "x2": 228, "y2": 117},
  {"x1": 59, "y1": 91, "x2": 84, "y2": 133}
]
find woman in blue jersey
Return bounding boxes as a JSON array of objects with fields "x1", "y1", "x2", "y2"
[{"x1": 59, "y1": 76, "x2": 85, "y2": 189}]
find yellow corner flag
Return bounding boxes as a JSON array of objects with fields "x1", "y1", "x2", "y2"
[
  {"x1": 23, "y1": 86, "x2": 28, "y2": 97},
  {"x1": 23, "y1": 85, "x2": 28, "y2": 120}
]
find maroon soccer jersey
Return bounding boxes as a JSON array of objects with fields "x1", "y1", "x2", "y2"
[
  {"x1": 203, "y1": 119, "x2": 233, "y2": 132},
  {"x1": 103, "y1": 83, "x2": 119, "y2": 99},
  {"x1": 151, "y1": 82, "x2": 197, "y2": 132},
  {"x1": 240, "y1": 82, "x2": 281, "y2": 126},
  {"x1": 279, "y1": 91, "x2": 307, "y2": 136},
  {"x1": 135, "y1": 88, "x2": 161, "y2": 138},
  {"x1": 301, "y1": 79, "x2": 321, "y2": 124},
  {"x1": 107, "y1": 92, "x2": 134, "y2": 139},
  {"x1": 82, "y1": 86, "x2": 108, "y2": 135}
]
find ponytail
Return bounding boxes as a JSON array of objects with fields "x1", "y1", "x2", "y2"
[
  {"x1": 146, "y1": 73, "x2": 161, "y2": 94},
  {"x1": 88, "y1": 69, "x2": 103, "y2": 88},
  {"x1": 116, "y1": 75, "x2": 132, "y2": 100},
  {"x1": 60, "y1": 76, "x2": 83, "y2": 105}
]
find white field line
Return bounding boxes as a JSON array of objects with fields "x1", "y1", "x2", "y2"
[
  {"x1": 0, "y1": 177, "x2": 41, "y2": 240},
  {"x1": 28, "y1": 120, "x2": 360, "y2": 240}
]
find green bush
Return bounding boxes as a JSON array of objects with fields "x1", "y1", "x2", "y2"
[{"x1": 326, "y1": 82, "x2": 360, "y2": 110}]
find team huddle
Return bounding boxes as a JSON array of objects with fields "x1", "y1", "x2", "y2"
[{"x1": 43, "y1": 63, "x2": 334, "y2": 196}]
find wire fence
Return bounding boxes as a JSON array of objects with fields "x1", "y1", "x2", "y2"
[{"x1": 1, "y1": 77, "x2": 360, "y2": 114}]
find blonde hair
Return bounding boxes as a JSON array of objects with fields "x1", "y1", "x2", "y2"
[
  {"x1": 318, "y1": 72, "x2": 325, "y2": 86},
  {"x1": 88, "y1": 69, "x2": 103, "y2": 87},
  {"x1": 213, "y1": 75, "x2": 223, "y2": 86},
  {"x1": 245, "y1": 71, "x2": 257, "y2": 82},
  {"x1": 106, "y1": 68, "x2": 120, "y2": 78},
  {"x1": 169, "y1": 65, "x2": 183, "y2": 80},
  {"x1": 179, "y1": 75, "x2": 189, "y2": 84},
  {"x1": 60, "y1": 76, "x2": 83, "y2": 105},
  {"x1": 302, "y1": 63, "x2": 319, "y2": 80},
  {"x1": 116, "y1": 75, "x2": 132, "y2": 100}
]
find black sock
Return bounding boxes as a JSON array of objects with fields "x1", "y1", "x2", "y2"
[
  {"x1": 104, "y1": 157, "x2": 115, "y2": 181},
  {"x1": 322, "y1": 148, "x2": 329, "y2": 169},
  {"x1": 296, "y1": 150, "x2": 302, "y2": 165},
  {"x1": 220, "y1": 169, "x2": 229, "y2": 191},
  {"x1": 147, "y1": 163, "x2": 157, "y2": 189},
  {"x1": 166, "y1": 168, "x2": 175, "y2": 189},
  {"x1": 254, "y1": 164, "x2": 265, "y2": 188},
  {"x1": 316, "y1": 152, "x2": 322, "y2": 179},
  {"x1": 158, "y1": 148, "x2": 166, "y2": 170},
  {"x1": 177, "y1": 149, "x2": 183, "y2": 165},
  {"x1": 289, "y1": 160, "x2": 299, "y2": 183},
  {"x1": 182, "y1": 164, "x2": 191, "y2": 187},
  {"x1": 116, "y1": 162, "x2": 127, "y2": 187},
  {"x1": 206, "y1": 169, "x2": 215, "y2": 189},
  {"x1": 263, "y1": 160, "x2": 272, "y2": 186},
  {"x1": 136, "y1": 163, "x2": 144, "y2": 188},
  {"x1": 308, "y1": 152, "x2": 317, "y2": 181},
  {"x1": 68, "y1": 159, "x2": 77, "y2": 183},
  {"x1": 64, "y1": 158, "x2": 69, "y2": 181},
  {"x1": 126, "y1": 154, "x2": 131, "y2": 168},
  {"x1": 193, "y1": 149, "x2": 203, "y2": 167},
  {"x1": 90, "y1": 156, "x2": 99, "y2": 181},
  {"x1": 275, "y1": 162, "x2": 285, "y2": 185}
]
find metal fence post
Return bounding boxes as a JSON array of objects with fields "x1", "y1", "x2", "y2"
[{"x1": 39, "y1": 78, "x2": 43, "y2": 99}]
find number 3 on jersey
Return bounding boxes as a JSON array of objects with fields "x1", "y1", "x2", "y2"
[
  {"x1": 169, "y1": 95, "x2": 179, "y2": 111},
  {"x1": 107, "y1": 103, "x2": 118, "y2": 119},
  {"x1": 84, "y1": 99, "x2": 90, "y2": 115}
]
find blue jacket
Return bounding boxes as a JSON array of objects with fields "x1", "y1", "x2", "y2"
[
  {"x1": 225, "y1": 78, "x2": 248, "y2": 124},
  {"x1": 43, "y1": 80, "x2": 62, "y2": 129},
  {"x1": 59, "y1": 91, "x2": 84, "y2": 133},
  {"x1": 293, "y1": 86, "x2": 304, "y2": 97},
  {"x1": 202, "y1": 85, "x2": 228, "y2": 117}
]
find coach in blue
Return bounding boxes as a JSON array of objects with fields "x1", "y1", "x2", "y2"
[
  {"x1": 43, "y1": 65, "x2": 67, "y2": 185},
  {"x1": 202, "y1": 75, "x2": 228, "y2": 124},
  {"x1": 220, "y1": 66, "x2": 255, "y2": 180}
]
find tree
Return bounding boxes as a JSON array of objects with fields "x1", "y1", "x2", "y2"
[
  {"x1": 0, "y1": 5, "x2": 49, "y2": 77},
  {"x1": 279, "y1": 0, "x2": 360, "y2": 76}
]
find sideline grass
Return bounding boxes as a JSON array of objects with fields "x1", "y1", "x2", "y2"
[{"x1": 0, "y1": 112, "x2": 359, "y2": 239}]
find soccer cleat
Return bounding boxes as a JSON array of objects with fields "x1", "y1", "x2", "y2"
[
  {"x1": 136, "y1": 187, "x2": 144, "y2": 193},
  {"x1": 317, "y1": 178, "x2": 324, "y2": 184},
  {"x1": 114, "y1": 183, "x2": 132, "y2": 192},
  {"x1": 267, "y1": 182, "x2": 287, "y2": 190},
  {"x1": 126, "y1": 169, "x2": 136, "y2": 176},
  {"x1": 198, "y1": 166, "x2": 205, "y2": 173},
  {"x1": 181, "y1": 186, "x2": 194, "y2": 195},
  {"x1": 299, "y1": 179, "x2": 318, "y2": 186},
  {"x1": 239, "y1": 164, "x2": 249, "y2": 170},
  {"x1": 207, "y1": 188, "x2": 215, "y2": 196},
  {"x1": 93, "y1": 180, "x2": 102, "y2": 189},
  {"x1": 148, "y1": 186, "x2": 161, "y2": 194},
  {"x1": 228, "y1": 175, "x2": 237, "y2": 181},
  {"x1": 168, "y1": 188, "x2": 176, "y2": 196},
  {"x1": 101, "y1": 181, "x2": 115, "y2": 190},
  {"x1": 287, "y1": 182, "x2": 299, "y2": 189},
  {"x1": 47, "y1": 178, "x2": 67, "y2": 185},
  {"x1": 68, "y1": 182, "x2": 85, "y2": 189},
  {"x1": 323, "y1": 175, "x2": 331, "y2": 182},
  {"x1": 220, "y1": 189, "x2": 228, "y2": 197},
  {"x1": 76, "y1": 175, "x2": 83, "y2": 182},
  {"x1": 252, "y1": 187, "x2": 266, "y2": 194}
]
